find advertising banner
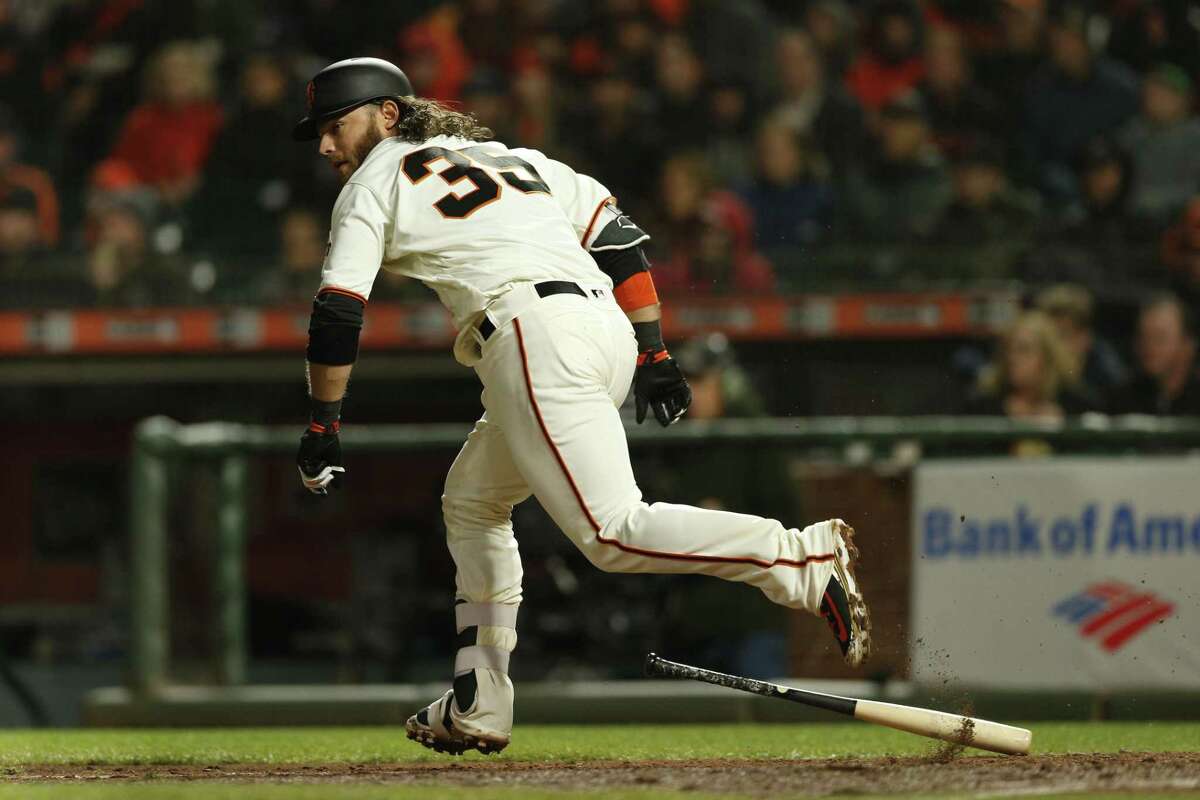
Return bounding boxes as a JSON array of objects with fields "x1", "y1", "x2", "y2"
[{"x1": 912, "y1": 458, "x2": 1200, "y2": 689}]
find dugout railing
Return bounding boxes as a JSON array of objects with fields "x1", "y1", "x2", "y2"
[{"x1": 109, "y1": 415, "x2": 1200, "y2": 726}]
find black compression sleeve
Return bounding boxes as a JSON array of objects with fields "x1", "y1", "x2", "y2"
[
  {"x1": 632, "y1": 320, "x2": 665, "y2": 353},
  {"x1": 307, "y1": 290, "x2": 365, "y2": 365},
  {"x1": 591, "y1": 245, "x2": 650, "y2": 286},
  {"x1": 307, "y1": 326, "x2": 361, "y2": 365}
]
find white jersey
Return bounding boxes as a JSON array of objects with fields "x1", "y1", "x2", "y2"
[{"x1": 318, "y1": 134, "x2": 645, "y2": 364}]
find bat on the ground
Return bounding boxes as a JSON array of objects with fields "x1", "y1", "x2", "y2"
[{"x1": 644, "y1": 652, "x2": 1031, "y2": 756}]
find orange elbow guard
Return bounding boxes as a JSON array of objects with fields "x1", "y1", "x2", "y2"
[{"x1": 613, "y1": 271, "x2": 659, "y2": 311}]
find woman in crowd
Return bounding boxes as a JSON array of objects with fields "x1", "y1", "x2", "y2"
[{"x1": 965, "y1": 310, "x2": 1098, "y2": 420}]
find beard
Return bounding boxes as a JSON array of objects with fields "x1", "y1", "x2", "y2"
[{"x1": 342, "y1": 125, "x2": 385, "y2": 181}]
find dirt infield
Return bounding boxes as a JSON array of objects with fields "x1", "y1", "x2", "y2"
[{"x1": 12, "y1": 752, "x2": 1200, "y2": 796}]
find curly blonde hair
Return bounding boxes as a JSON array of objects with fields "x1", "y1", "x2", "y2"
[
  {"x1": 977, "y1": 310, "x2": 1079, "y2": 402},
  {"x1": 389, "y1": 97, "x2": 493, "y2": 142}
]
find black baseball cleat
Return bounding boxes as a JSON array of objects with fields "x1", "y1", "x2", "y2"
[
  {"x1": 405, "y1": 690, "x2": 509, "y2": 756},
  {"x1": 820, "y1": 519, "x2": 872, "y2": 667}
]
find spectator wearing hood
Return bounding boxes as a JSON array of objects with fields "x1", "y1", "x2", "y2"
[
  {"x1": 1029, "y1": 136, "x2": 1152, "y2": 287},
  {"x1": 1058, "y1": 137, "x2": 1142, "y2": 243},
  {"x1": 0, "y1": 107, "x2": 59, "y2": 248}
]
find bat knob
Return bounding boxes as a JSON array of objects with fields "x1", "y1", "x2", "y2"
[{"x1": 644, "y1": 652, "x2": 661, "y2": 677}]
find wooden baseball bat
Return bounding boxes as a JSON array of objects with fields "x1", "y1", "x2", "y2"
[{"x1": 644, "y1": 653, "x2": 1031, "y2": 756}]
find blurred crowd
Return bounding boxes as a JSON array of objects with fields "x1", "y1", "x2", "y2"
[{"x1": 0, "y1": 0, "x2": 1198, "y2": 412}]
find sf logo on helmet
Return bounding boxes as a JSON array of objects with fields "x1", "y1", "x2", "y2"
[{"x1": 306, "y1": 81, "x2": 316, "y2": 112}]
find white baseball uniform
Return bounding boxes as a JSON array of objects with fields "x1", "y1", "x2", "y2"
[{"x1": 319, "y1": 134, "x2": 840, "y2": 738}]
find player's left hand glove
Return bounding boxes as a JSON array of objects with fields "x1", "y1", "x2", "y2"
[
  {"x1": 297, "y1": 420, "x2": 345, "y2": 495},
  {"x1": 634, "y1": 348, "x2": 692, "y2": 426}
]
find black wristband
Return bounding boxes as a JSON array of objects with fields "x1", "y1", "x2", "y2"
[
  {"x1": 311, "y1": 398, "x2": 342, "y2": 427},
  {"x1": 632, "y1": 320, "x2": 665, "y2": 353}
]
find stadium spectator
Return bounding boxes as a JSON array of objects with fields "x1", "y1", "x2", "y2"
[
  {"x1": 840, "y1": 92, "x2": 952, "y2": 242},
  {"x1": 705, "y1": 76, "x2": 756, "y2": 186},
  {"x1": 976, "y1": 0, "x2": 1046, "y2": 117},
  {"x1": 460, "y1": 67, "x2": 518, "y2": 145},
  {"x1": 675, "y1": 332, "x2": 768, "y2": 421},
  {"x1": 1032, "y1": 137, "x2": 1150, "y2": 287},
  {"x1": 1034, "y1": 284, "x2": 1129, "y2": 399},
  {"x1": 586, "y1": 3, "x2": 661, "y2": 85},
  {"x1": 1109, "y1": 293, "x2": 1200, "y2": 415},
  {"x1": 1067, "y1": 138, "x2": 1135, "y2": 236},
  {"x1": 651, "y1": 153, "x2": 775, "y2": 294},
  {"x1": 458, "y1": 0, "x2": 519, "y2": 71},
  {"x1": 917, "y1": 26, "x2": 1003, "y2": 159},
  {"x1": 771, "y1": 29, "x2": 867, "y2": 172},
  {"x1": 0, "y1": 108, "x2": 59, "y2": 247},
  {"x1": 0, "y1": 187, "x2": 89, "y2": 308},
  {"x1": 101, "y1": 41, "x2": 224, "y2": 207},
  {"x1": 193, "y1": 53, "x2": 320, "y2": 259},
  {"x1": 1160, "y1": 197, "x2": 1200, "y2": 306},
  {"x1": 1118, "y1": 64, "x2": 1200, "y2": 226},
  {"x1": 0, "y1": 187, "x2": 41, "y2": 266},
  {"x1": 399, "y1": 7, "x2": 472, "y2": 102},
  {"x1": 682, "y1": 0, "x2": 775, "y2": 92},
  {"x1": 508, "y1": 63, "x2": 557, "y2": 152},
  {"x1": 930, "y1": 138, "x2": 1038, "y2": 251},
  {"x1": 738, "y1": 121, "x2": 833, "y2": 258},
  {"x1": 653, "y1": 32, "x2": 707, "y2": 149},
  {"x1": 566, "y1": 63, "x2": 662, "y2": 218},
  {"x1": 255, "y1": 207, "x2": 328, "y2": 306},
  {"x1": 844, "y1": 0, "x2": 926, "y2": 112},
  {"x1": 802, "y1": 0, "x2": 857, "y2": 79},
  {"x1": 84, "y1": 189, "x2": 186, "y2": 307},
  {"x1": 1021, "y1": 3, "x2": 1139, "y2": 203},
  {"x1": 1107, "y1": 0, "x2": 1200, "y2": 76},
  {"x1": 964, "y1": 310, "x2": 1096, "y2": 419}
]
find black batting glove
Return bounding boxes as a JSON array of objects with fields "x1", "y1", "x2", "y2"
[
  {"x1": 634, "y1": 348, "x2": 692, "y2": 426},
  {"x1": 297, "y1": 419, "x2": 345, "y2": 495}
]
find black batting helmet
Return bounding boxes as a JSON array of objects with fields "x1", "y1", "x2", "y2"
[{"x1": 292, "y1": 57, "x2": 414, "y2": 141}]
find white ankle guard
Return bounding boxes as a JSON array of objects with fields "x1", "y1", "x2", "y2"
[{"x1": 454, "y1": 602, "x2": 518, "y2": 677}]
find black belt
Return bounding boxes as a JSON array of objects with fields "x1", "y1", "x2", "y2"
[{"x1": 478, "y1": 281, "x2": 587, "y2": 341}]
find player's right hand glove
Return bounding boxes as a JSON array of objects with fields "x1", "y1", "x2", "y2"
[
  {"x1": 297, "y1": 420, "x2": 345, "y2": 495},
  {"x1": 634, "y1": 348, "x2": 692, "y2": 426}
]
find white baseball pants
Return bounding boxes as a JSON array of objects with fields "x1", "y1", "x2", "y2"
[{"x1": 439, "y1": 285, "x2": 838, "y2": 736}]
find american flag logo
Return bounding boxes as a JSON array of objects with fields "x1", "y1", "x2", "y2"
[
  {"x1": 1052, "y1": 581, "x2": 1175, "y2": 653},
  {"x1": 306, "y1": 81, "x2": 316, "y2": 112}
]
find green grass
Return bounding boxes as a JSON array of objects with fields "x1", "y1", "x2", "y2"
[
  {"x1": 0, "y1": 788, "x2": 1198, "y2": 800},
  {"x1": 1, "y1": 723, "x2": 1197, "y2": 800},
  {"x1": 0, "y1": 722, "x2": 1196, "y2": 766},
  {"x1": 0, "y1": 789, "x2": 738, "y2": 800}
]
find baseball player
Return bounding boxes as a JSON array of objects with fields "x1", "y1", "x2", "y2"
[{"x1": 292, "y1": 58, "x2": 871, "y2": 755}]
